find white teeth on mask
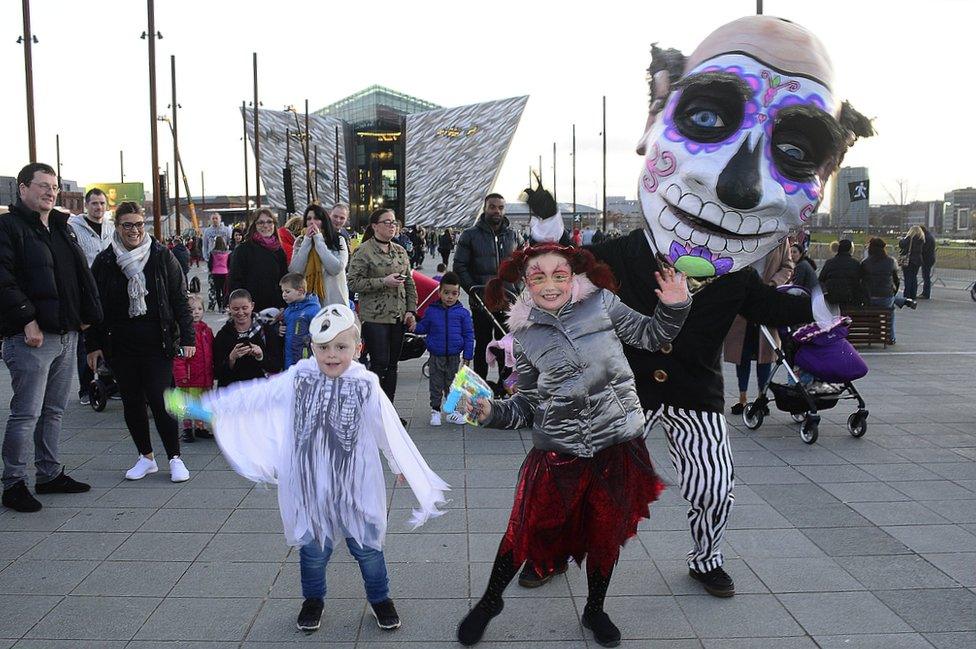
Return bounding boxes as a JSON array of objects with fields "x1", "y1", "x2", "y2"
[
  {"x1": 678, "y1": 193, "x2": 703, "y2": 217},
  {"x1": 700, "y1": 202, "x2": 725, "y2": 226},
  {"x1": 725, "y1": 239, "x2": 744, "y2": 253},
  {"x1": 665, "y1": 184, "x2": 682, "y2": 204},
  {"x1": 720, "y1": 211, "x2": 743, "y2": 233},
  {"x1": 675, "y1": 222, "x2": 694, "y2": 241},
  {"x1": 690, "y1": 229, "x2": 710, "y2": 246},
  {"x1": 742, "y1": 238, "x2": 760, "y2": 253},
  {"x1": 757, "y1": 218, "x2": 781, "y2": 235},
  {"x1": 660, "y1": 206, "x2": 680, "y2": 232},
  {"x1": 739, "y1": 215, "x2": 761, "y2": 235}
]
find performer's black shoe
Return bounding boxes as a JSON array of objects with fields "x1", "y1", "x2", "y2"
[
  {"x1": 296, "y1": 597, "x2": 323, "y2": 632},
  {"x1": 517, "y1": 561, "x2": 568, "y2": 588},
  {"x1": 457, "y1": 599, "x2": 503, "y2": 646},
  {"x1": 581, "y1": 608, "x2": 621, "y2": 647},
  {"x1": 194, "y1": 427, "x2": 214, "y2": 439},
  {"x1": 180, "y1": 429, "x2": 195, "y2": 443},
  {"x1": 730, "y1": 403, "x2": 745, "y2": 415},
  {"x1": 689, "y1": 565, "x2": 735, "y2": 597}
]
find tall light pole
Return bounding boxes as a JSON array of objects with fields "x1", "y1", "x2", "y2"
[
  {"x1": 145, "y1": 0, "x2": 163, "y2": 239},
  {"x1": 602, "y1": 95, "x2": 607, "y2": 232},
  {"x1": 170, "y1": 54, "x2": 181, "y2": 235},
  {"x1": 552, "y1": 141, "x2": 557, "y2": 205},
  {"x1": 55, "y1": 134, "x2": 61, "y2": 205},
  {"x1": 120, "y1": 149, "x2": 125, "y2": 182},
  {"x1": 242, "y1": 100, "x2": 249, "y2": 212},
  {"x1": 572, "y1": 124, "x2": 577, "y2": 218},
  {"x1": 253, "y1": 53, "x2": 261, "y2": 208},
  {"x1": 21, "y1": 0, "x2": 37, "y2": 162}
]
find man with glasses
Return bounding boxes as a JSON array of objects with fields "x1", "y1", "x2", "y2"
[
  {"x1": 0, "y1": 163, "x2": 101, "y2": 512},
  {"x1": 69, "y1": 188, "x2": 113, "y2": 405}
]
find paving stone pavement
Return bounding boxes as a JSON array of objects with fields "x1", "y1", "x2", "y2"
[{"x1": 1, "y1": 256, "x2": 975, "y2": 648}]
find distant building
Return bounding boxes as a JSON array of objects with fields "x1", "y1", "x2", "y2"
[
  {"x1": 606, "y1": 196, "x2": 643, "y2": 233},
  {"x1": 943, "y1": 187, "x2": 976, "y2": 233},
  {"x1": 905, "y1": 201, "x2": 943, "y2": 231},
  {"x1": 0, "y1": 176, "x2": 16, "y2": 207},
  {"x1": 830, "y1": 166, "x2": 869, "y2": 228}
]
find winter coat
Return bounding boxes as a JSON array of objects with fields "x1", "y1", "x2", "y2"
[
  {"x1": 278, "y1": 227, "x2": 296, "y2": 264},
  {"x1": 68, "y1": 214, "x2": 113, "y2": 266},
  {"x1": 282, "y1": 293, "x2": 321, "y2": 368},
  {"x1": 86, "y1": 238, "x2": 194, "y2": 359},
  {"x1": 347, "y1": 237, "x2": 417, "y2": 324},
  {"x1": 922, "y1": 229, "x2": 936, "y2": 267},
  {"x1": 0, "y1": 201, "x2": 102, "y2": 337},
  {"x1": 790, "y1": 257, "x2": 818, "y2": 292},
  {"x1": 212, "y1": 317, "x2": 283, "y2": 387},
  {"x1": 452, "y1": 215, "x2": 519, "y2": 293},
  {"x1": 209, "y1": 250, "x2": 230, "y2": 275},
  {"x1": 860, "y1": 255, "x2": 899, "y2": 298},
  {"x1": 202, "y1": 223, "x2": 232, "y2": 261},
  {"x1": 413, "y1": 300, "x2": 474, "y2": 359},
  {"x1": 723, "y1": 239, "x2": 794, "y2": 365},
  {"x1": 899, "y1": 235, "x2": 924, "y2": 268},
  {"x1": 228, "y1": 240, "x2": 288, "y2": 311},
  {"x1": 819, "y1": 251, "x2": 865, "y2": 306},
  {"x1": 437, "y1": 231, "x2": 454, "y2": 254},
  {"x1": 172, "y1": 243, "x2": 190, "y2": 276},
  {"x1": 289, "y1": 233, "x2": 349, "y2": 306},
  {"x1": 483, "y1": 275, "x2": 690, "y2": 457},
  {"x1": 173, "y1": 320, "x2": 215, "y2": 388}
]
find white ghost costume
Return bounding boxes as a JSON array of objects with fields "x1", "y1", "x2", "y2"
[{"x1": 202, "y1": 359, "x2": 449, "y2": 551}]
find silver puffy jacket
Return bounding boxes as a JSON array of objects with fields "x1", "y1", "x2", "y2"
[{"x1": 483, "y1": 278, "x2": 690, "y2": 457}]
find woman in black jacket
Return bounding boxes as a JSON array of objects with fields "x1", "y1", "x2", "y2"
[
  {"x1": 228, "y1": 208, "x2": 288, "y2": 311},
  {"x1": 86, "y1": 202, "x2": 195, "y2": 483},
  {"x1": 860, "y1": 237, "x2": 916, "y2": 343},
  {"x1": 788, "y1": 243, "x2": 818, "y2": 291},
  {"x1": 899, "y1": 225, "x2": 925, "y2": 300}
]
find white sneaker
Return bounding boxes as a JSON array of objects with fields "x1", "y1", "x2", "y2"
[
  {"x1": 447, "y1": 412, "x2": 467, "y2": 425},
  {"x1": 125, "y1": 456, "x2": 158, "y2": 480},
  {"x1": 169, "y1": 457, "x2": 190, "y2": 483},
  {"x1": 429, "y1": 411, "x2": 442, "y2": 426}
]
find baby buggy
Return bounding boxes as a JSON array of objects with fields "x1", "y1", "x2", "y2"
[
  {"x1": 89, "y1": 359, "x2": 119, "y2": 412},
  {"x1": 742, "y1": 304, "x2": 869, "y2": 445}
]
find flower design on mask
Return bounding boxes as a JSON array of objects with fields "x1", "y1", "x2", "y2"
[
  {"x1": 760, "y1": 70, "x2": 801, "y2": 107},
  {"x1": 662, "y1": 65, "x2": 762, "y2": 155},
  {"x1": 763, "y1": 93, "x2": 828, "y2": 202},
  {"x1": 668, "y1": 242, "x2": 734, "y2": 278},
  {"x1": 641, "y1": 143, "x2": 677, "y2": 193}
]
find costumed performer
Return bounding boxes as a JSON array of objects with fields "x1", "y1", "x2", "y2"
[
  {"x1": 527, "y1": 15, "x2": 874, "y2": 597},
  {"x1": 166, "y1": 303, "x2": 449, "y2": 635},
  {"x1": 455, "y1": 240, "x2": 692, "y2": 647}
]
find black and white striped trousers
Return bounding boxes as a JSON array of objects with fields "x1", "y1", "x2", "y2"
[{"x1": 648, "y1": 405, "x2": 735, "y2": 573}]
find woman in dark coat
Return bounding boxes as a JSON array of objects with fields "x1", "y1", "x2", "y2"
[
  {"x1": 437, "y1": 228, "x2": 455, "y2": 266},
  {"x1": 898, "y1": 225, "x2": 925, "y2": 300},
  {"x1": 228, "y1": 208, "x2": 288, "y2": 311},
  {"x1": 86, "y1": 202, "x2": 195, "y2": 483},
  {"x1": 788, "y1": 242, "x2": 818, "y2": 291},
  {"x1": 860, "y1": 237, "x2": 916, "y2": 343}
]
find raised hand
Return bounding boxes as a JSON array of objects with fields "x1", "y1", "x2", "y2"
[{"x1": 654, "y1": 267, "x2": 689, "y2": 305}]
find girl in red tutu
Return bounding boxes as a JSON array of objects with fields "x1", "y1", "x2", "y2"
[{"x1": 457, "y1": 242, "x2": 691, "y2": 647}]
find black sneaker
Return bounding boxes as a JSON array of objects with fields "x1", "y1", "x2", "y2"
[
  {"x1": 730, "y1": 402, "x2": 745, "y2": 415},
  {"x1": 194, "y1": 428, "x2": 214, "y2": 439},
  {"x1": 689, "y1": 565, "x2": 735, "y2": 597},
  {"x1": 457, "y1": 599, "x2": 503, "y2": 646},
  {"x1": 517, "y1": 561, "x2": 568, "y2": 588},
  {"x1": 581, "y1": 608, "x2": 621, "y2": 647},
  {"x1": 180, "y1": 429, "x2": 196, "y2": 443},
  {"x1": 2, "y1": 481, "x2": 42, "y2": 512},
  {"x1": 35, "y1": 469, "x2": 91, "y2": 494},
  {"x1": 904, "y1": 299, "x2": 918, "y2": 310},
  {"x1": 296, "y1": 597, "x2": 323, "y2": 632},
  {"x1": 370, "y1": 598, "x2": 401, "y2": 630}
]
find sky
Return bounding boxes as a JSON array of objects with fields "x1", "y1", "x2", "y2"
[{"x1": 1, "y1": 0, "x2": 972, "y2": 209}]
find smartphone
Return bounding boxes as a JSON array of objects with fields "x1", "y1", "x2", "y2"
[{"x1": 396, "y1": 273, "x2": 407, "y2": 281}]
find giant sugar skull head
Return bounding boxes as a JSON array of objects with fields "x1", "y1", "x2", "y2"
[{"x1": 638, "y1": 16, "x2": 872, "y2": 278}]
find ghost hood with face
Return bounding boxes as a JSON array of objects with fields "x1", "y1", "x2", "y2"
[{"x1": 636, "y1": 16, "x2": 873, "y2": 278}]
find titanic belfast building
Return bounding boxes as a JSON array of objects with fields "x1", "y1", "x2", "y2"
[{"x1": 243, "y1": 85, "x2": 527, "y2": 229}]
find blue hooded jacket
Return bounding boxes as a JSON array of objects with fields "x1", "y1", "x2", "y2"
[
  {"x1": 414, "y1": 300, "x2": 474, "y2": 359},
  {"x1": 282, "y1": 293, "x2": 321, "y2": 368}
]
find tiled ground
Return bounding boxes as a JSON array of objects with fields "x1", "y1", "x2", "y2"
[{"x1": 1, "y1": 257, "x2": 975, "y2": 648}]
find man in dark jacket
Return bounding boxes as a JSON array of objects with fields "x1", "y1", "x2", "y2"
[
  {"x1": 818, "y1": 240, "x2": 865, "y2": 307},
  {"x1": 920, "y1": 226, "x2": 936, "y2": 299},
  {"x1": 0, "y1": 163, "x2": 101, "y2": 512},
  {"x1": 453, "y1": 194, "x2": 518, "y2": 384}
]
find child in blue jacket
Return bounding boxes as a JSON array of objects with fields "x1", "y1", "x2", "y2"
[
  {"x1": 414, "y1": 272, "x2": 475, "y2": 425},
  {"x1": 279, "y1": 273, "x2": 321, "y2": 369}
]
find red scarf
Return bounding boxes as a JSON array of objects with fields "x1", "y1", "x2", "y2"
[{"x1": 251, "y1": 231, "x2": 281, "y2": 252}]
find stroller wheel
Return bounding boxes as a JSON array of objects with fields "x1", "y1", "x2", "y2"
[
  {"x1": 422, "y1": 360, "x2": 430, "y2": 378},
  {"x1": 848, "y1": 410, "x2": 868, "y2": 438},
  {"x1": 791, "y1": 412, "x2": 807, "y2": 424},
  {"x1": 800, "y1": 415, "x2": 820, "y2": 444},
  {"x1": 742, "y1": 403, "x2": 764, "y2": 430},
  {"x1": 89, "y1": 380, "x2": 107, "y2": 412}
]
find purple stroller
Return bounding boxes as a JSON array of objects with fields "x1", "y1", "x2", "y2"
[{"x1": 742, "y1": 289, "x2": 870, "y2": 445}]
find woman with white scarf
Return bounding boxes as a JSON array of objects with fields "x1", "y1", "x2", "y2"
[{"x1": 85, "y1": 202, "x2": 196, "y2": 482}]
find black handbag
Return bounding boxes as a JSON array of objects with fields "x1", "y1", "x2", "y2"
[{"x1": 399, "y1": 333, "x2": 427, "y2": 361}]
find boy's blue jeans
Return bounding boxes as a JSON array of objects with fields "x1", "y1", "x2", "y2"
[{"x1": 299, "y1": 538, "x2": 390, "y2": 603}]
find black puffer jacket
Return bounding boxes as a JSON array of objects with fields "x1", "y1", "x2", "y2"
[
  {"x1": 228, "y1": 240, "x2": 288, "y2": 311},
  {"x1": 0, "y1": 201, "x2": 101, "y2": 336},
  {"x1": 819, "y1": 252, "x2": 866, "y2": 306},
  {"x1": 452, "y1": 215, "x2": 518, "y2": 294},
  {"x1": 86, "y1": 239, "x2": 193, "y2": 359}
]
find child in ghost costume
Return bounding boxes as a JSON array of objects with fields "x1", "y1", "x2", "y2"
[{"x1": 167, "y1": 304, "x2": 449, "y2": 634}]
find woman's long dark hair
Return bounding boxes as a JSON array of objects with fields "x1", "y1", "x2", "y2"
[
  {"x1": 302, "y1": 204, "x2": 340, "y2": 250},
  {"x1": 867, "y1": 237, "x2": 888, "y2": 260},
  {"x1": 243, "y1": 207, "x2": 279, "y2": 240},
  {"x1": 791, "y1": 243, "x2": 817, "y2": 271},
  {"x1": 361, "y1": 208, "x2": 393, "y2": 243}
]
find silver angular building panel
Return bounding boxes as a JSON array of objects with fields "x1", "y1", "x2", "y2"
[
  {"x1": 243, "y1": 107, "x2": 349, "y2": 210},
  {"x1": 404, "y1": 96, "x2": 527, "y2": 228}
]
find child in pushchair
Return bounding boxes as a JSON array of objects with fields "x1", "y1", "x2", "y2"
[{"x1": 741, "y1": 286, "x2": 870, "y2": 445}]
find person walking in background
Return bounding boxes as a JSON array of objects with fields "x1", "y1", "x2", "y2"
[
  {"x1": 328, "y1": 203, "x2": 353, "y2": 252},
  {"x1": 201, "y1": 213, "x2": 232, "y2": 264},
  {"x1": 86, "y1": 201, "x2": 195, "y2": 483},
  {"x1": 229, "y1": 208, "x2": 288, "y2": 311},
  {"x1": 861, "y1": 237, "x2": 916, "y2": 344},
  {"x1": 288, "y1": 204, "x2": 348, "y2": 307},
  {"x1": 171, "y1": 237, "x2": 190, "y2": 277},
  {"x1": 438, "y1": 228, "x2": 455, "y2": 266},
  {"x1": 172, "y1": 294, "x2": 214, "y2": 443},
  {"x1": 819, "y1": 239, "x2": 865, "y2": 307},
  {"x1": 69, "y1": 188, "x2": 113, "y2": 406},
  {"x1": 0, "y1": 163, "x2": 100, "y2": 512},
  {"x1": 899, "y1": 225, "x2": 925, "y2": 300},
  {"x1": 208, "y1": 237, "x2": 231, "y2": 312},
  {"x1": 788, "y1": 242, "x2": 818, "y2": 291},
  {"x1": 723, "y1": 240, "x2": 794, "y2": 415},
  {"x1": 279, "y1": 272, "x2": 321, "y2": 369},
  {"x1": 920, "y1": 225, "x2": 936, "y2": 299}
]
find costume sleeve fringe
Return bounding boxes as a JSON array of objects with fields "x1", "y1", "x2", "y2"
[{"x1": 529, "y1": 211, "x2": 565, "y2": 245}]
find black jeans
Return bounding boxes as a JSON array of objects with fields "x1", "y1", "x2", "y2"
[
  {"x1": 76, "y1": 333, "x2": 93, "y2": 398},
  {"x1": 921, "y1": 264, "x2": 933, "y2": 298},
  {"x1": 440, "y1": 251, "x2": 450, "y2": 266},
  {"x1": 361, "y1": 322, "x2": 405, "y2": 401},
  {"x1": 471, "y1": 302, "x2": 509, "y2": 386},
  {"x1": 111, "y1": 355, "x2": 181, "y2": 459}
]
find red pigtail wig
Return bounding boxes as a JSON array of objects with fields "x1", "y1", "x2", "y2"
[{"x1": 484, "y1": 243, "x2": 618, "y2": 311}]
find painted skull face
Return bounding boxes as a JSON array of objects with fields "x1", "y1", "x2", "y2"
[{"x1": 640, "y1": 53, "x2": 843, "y2": 278}]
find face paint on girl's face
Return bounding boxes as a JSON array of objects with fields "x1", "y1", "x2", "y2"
[{"x1": 525, "y1": 253, "x2": 573, "y2": 313}]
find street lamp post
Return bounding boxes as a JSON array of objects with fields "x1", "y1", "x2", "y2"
[
  {"x1": 242, "y1": 100, "x2": 249, "y2": 212},
  {"x1": 21, "y1": 0, "x2": 37, "y2": 163},
  {"x1": 55, "y1": 134, "x2": 61, "y2": 206},
  {"x1": 145, "y1": 0, "x2": 163, "y2": 239},
  {"x1": 170, "y1": 55, "x2": 181, "y2": 235},
  {"x1": 253, "y1": 52, "x2": 260, "y2": 208}
]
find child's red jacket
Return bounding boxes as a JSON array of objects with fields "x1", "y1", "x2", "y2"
[{"x1": 173, "y1": 320, "x2": 214, "y2": 388}]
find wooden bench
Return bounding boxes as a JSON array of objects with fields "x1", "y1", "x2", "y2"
[{"x1": 841, "y1": 306, "x2": 894, "y2": 348}]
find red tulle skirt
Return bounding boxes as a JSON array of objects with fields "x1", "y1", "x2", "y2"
[{"x1": 498, "y1": 438, "x2": 665, "y2": 576}]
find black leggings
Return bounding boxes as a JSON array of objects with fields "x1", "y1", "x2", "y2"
[
  {"x1": 111, "y1": 355, "x2": 181, "y2": 459},
  {"x1": 361, "y1": 321, "x2": 404, "y2": 401}
]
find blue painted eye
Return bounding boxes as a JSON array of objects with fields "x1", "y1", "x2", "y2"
[
  {"x1": 777, "y1": 143, "x2": 805, "y2": 161},
  {"x1": 689, "y1": 110, "x2": 725, "y2": 128}
]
